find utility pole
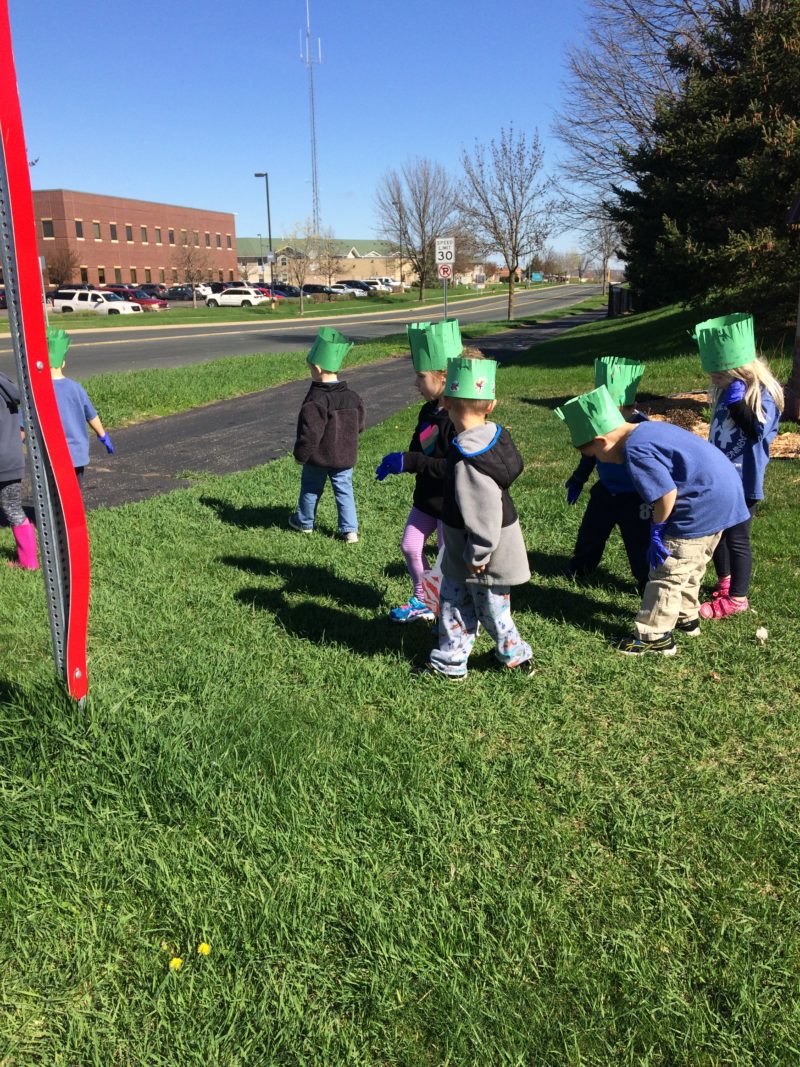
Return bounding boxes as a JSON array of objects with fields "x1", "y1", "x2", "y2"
[{"x1": 301, "y1": 0, "x2": 322, "y2": 235}]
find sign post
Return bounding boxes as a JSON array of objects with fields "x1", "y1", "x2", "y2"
[{"x1": 435, "y1": 238, "x2": 455, "y2": 321}]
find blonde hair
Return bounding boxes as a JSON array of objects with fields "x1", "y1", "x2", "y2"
[
  {"x1": 709, "y1": 357, "x2": 784, "y2": 424},
  {"x1": 460, "y1": 346, "x2": 485, "y2": 360}
]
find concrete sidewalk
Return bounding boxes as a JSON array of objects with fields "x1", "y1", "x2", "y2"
[{"x1": 68, "y1": 309, "x2": 603, "y2": 510}]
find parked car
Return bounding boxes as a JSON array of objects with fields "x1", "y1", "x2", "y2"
[
  {"x1": 272, "y1": 284, "x2": 301, "y2": 297},
  {"x1": 51, "y1": 289, "x2": 143, "y2": 315},
  {"x1": 194, "y1": 283, "x2": 213, "y2": 299},
  {"x1": 105, "y1": 286, "x2": 168, "y2": 311},
  {"x1": 166, "y1": 285, "x2": 194, "y2": 300},
  {"x1": 337, "y1": 280, "x2": 374, "y2": 294},
  {"x1": 333, "y1": 281, "x2": 368, "y2": 297},
  {"x1": 301, "y1": 284, "x2": 334, "y2": 296},
  {"x1": 365, "y1": 278, "x2": 392, "y2": 292},
  {"x1": 250, "y1": 285, "x2": 286, "y2": 300},
  {"x1": 205, "y1": 287, "x2": 267, "y2": 308},
  {"x1": 138, "y1": 283, "x2": 168, "y2": 299}
]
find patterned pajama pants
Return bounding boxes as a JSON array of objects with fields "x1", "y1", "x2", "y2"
[{"x1": 429, "y1": 576, "x2": 532, "y2": 678}]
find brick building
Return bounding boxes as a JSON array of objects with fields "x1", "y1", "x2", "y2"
[{"x1": 32, "y1": 189, "x2": 238, "y2": 288}]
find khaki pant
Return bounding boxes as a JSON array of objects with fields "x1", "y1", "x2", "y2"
[{"x1": 635, "y1": 532, "x2": 722, "y2": 639}]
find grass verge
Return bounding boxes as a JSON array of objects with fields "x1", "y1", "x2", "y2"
[{"x1": 1, "y1": 302, "x2": 798, "y2": 1062}]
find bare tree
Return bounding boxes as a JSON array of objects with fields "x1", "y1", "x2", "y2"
[
  {"x1": 284, "y1": 220, "x2": 316, "y2": 315},
  {"x1": 583, "y1": 218, "x2": 620, "y2": 295},
  {"x1": 375, "y1": 159, "x2": 458, "y2": 299},
  {"x1": 459, "y1": 126, "x2": 556, "y2": 319},
  {"x1": 46, "y1": 247, "x2": 80, "y2": 287},
  {"x1": 173, "y1": 239, "x2": 211, "y2": 308},
  {"x1": 315, "y1": 228, "x2": 341, "y2": 288}
]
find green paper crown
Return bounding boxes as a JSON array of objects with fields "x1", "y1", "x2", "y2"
[
  {"x1": 407, "y1": 319, "x2": 462, "y2": 372},
  {"x1": 46, "y1": 326, "x2": 71, "y2": 369},
  {"x1": 444, "y1": 357, "x2": 496, "y2": 401},
  {"x1": 306, "y1": 326, "x2": 353, "y2": 372},
  {"x1": 692, "y1": 313, "x2": 756, "y2": 373},
  {"x1": 594, "y1": 356, "x2": 646, "y2": 406},
  {"x1": 554, "y1": 386, "x2": 625, "y2": 447}
]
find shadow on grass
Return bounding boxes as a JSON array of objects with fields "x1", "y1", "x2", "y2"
[
  {"x1": 516, "y1": 579, "x2": 633, "y2": 635},
  {"x1": 201, "y1": 497, "x2": 290, "y2": 531},
  {"x1": 528, "y1": 549, "x2": 640, "y2": 597},
  {"x1": 221, "y1": 557, "x2": 384, "y2": 610}
]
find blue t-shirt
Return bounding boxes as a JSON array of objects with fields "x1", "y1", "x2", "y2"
[
  {"x1": 52, "y1": 377, "x2": 97, "y2": 468},
  {"x1": 623, "y1": 421, "x2": 749, "y2": 539},
  {"x1": 709, "y1": 387, "x2": 779, "y2": 501}
]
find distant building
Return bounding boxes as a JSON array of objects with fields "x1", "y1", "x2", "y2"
[
  {"x1": 32, "y1": 189, "x2": 238, "y2": 288},
  {"x1": 236, "y1": 236, "x2": 402, "y2": 286}
]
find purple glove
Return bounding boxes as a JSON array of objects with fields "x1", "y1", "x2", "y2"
[
  {"x1": 565, "y1": 477, "x2": 583, "y2": 505},
  {"x1": 375, "y1": 452, "x2": 404, "y2": 481},
  {"x1": 647, "y1": 521, "x2": 670, "y2": 570},
  {"x1": 720, "y1": 379, "x2": 746, "y2": 406},
  {"x1": 99, "y1": 433, "x2": 115, "y2": 455}
]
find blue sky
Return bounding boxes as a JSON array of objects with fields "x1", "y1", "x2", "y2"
[{"x1": 10, "y1": 1, "x2": 586, "y2": 247}]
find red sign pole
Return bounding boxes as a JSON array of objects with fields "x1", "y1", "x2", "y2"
[{"x1": 0, "y1": 1, "x2": 90, "y2": 700}]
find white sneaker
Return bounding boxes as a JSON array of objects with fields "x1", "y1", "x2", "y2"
[
  {"x1": 342, "y1": 531, "x2": 359, "y2": 543},
  {"x1": 288, "y1": 514, "x2": 312, "y2": 534}
]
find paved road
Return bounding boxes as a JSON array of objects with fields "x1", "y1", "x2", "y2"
[
  {"x1": 73, "y1": 308, "x2": 604, "y2": 510},
  {"x1": 1, "y1": 284, "x2": 600, "y2": 379}
]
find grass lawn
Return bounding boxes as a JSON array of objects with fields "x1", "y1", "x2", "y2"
[
  {"x1": 1, "y1": 303, "x2": 799, "y2": 1063},
  {"x1": 78, "y1": 297, "x2": 607, "y2": 428}
]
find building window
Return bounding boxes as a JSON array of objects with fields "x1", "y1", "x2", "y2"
[
  {"x1": 181, "y1": 229, "x2": 188, "y2": 246},
  {"x1": 228, "y1": 270, "x2": 234, "y2": 281},
  {"x1": 216, "y1": 233, "x2": 221, "y2": 248},
  {"x1": 140, "y1": 226, "x2": 148, "y2": 244},
  {"x1": 114, "y1": 267, "x2": 122, "y2": 283},
  {"x1": 125, "y1": 224, "x2": 133, "y2": 242},
  {"x1": 110, "y1": 223, "x2": 118, "y2": 242},
  {"x1": 205, "y1": 232, "x2": 211, "y2": 247},
  {"x1": 280, "y1": 255, "x2": 287, "y2": 268},
  {"x1": 171, "y1": 268, "x2": 178, "y2": 282},
  {"x1": 159, "y1": 268, "x2": 165, "y2": 282},
  {"x1": 168, "y1": 228, "x2": 175, "y2": 245},
  {"x1": 155, "y1": 227, "x2": 162, "y2": 244},
  {"x1": 75, "y1": 220, "x2": 84, "y2": 239},
  {"x1": 193, "y1": 231, "x2": 199, "y2": 246},
  {"x1": 98, "y1": 267, "x2": 106, "y2": 285},
  {"x1": 144, "y1": 268, "x2": 152, "y2": 283},
  {"x1": 80, "y1": 266, "x2": 88, "y2": 283},
  {"x1": 93, "y1": 221, "x2": 102, "y2": 240},
  {"x1": 42, "y1": 219, "x2": 54, "y2": 239},
  {"x1": 130, "y1": 268, "x2": 137, "y2": 284},
  {"x1": 218, "y1": 270, "x2": 223, "y2": 282},
  {"x1": 226, "y1": 234, "x2": 232, "y2": 249}
]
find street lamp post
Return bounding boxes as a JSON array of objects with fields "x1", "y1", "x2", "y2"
[
  {"x1": 257, "y1": 233, "x2": 264, "y2": 282},
  {"x1": 254, "y1": 172, "x2": 275, "y2": 309}
]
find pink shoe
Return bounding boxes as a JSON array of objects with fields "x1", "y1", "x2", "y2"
[
  {"x1": 710, "y1": 577, "x2": 731, "y2": 600},
  {"x1": 7, "y1": 519, "x2": 39, "y2": 570},
  {"x1": 699, "y1": 595, "x2": 748, "y2": 620}
]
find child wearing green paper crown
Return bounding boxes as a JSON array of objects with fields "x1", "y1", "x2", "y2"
[
  {"x1": 374, "y1": 320, "x2": 464, "y2": 623},
  {"x1": 415, "y1": 355, "x2": 533, "y2": 679},
  {"x1": 289, "y1": 327, "x2": 365, "y2": 542},
  {"x1": 692, "y1": 313, "x2": 784, "y2": 620},
  {"x1": 555, "y1": 386, "x2": 750, "y2": 656},
  {"x1": 565, "y1": 357, "x2": 651, "y2": 593},
  {"x1": 48, "y1": 327, "x2": 114, "y2": 482}
]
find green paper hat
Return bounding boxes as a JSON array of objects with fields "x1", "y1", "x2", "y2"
[
  {"x1": 306, "y1": 326, "x2": 353, "y2": 372},
  {"x1": 46, "y1": 326, "x2": 71, "y2": 369},
  {"x1": 444, "y1": 357, "x2": 496, "y2": 400},
  {"x1": 554, "y1": 386, "x2": 625, "y2": 447},
  {"x1": 407, "y1": 319, "x2": 462, "y2": 372},
  {"x1": 692, "y1": 313, "x2": 756, "y2": 372},
  {"x1": 594, "y1": 356, "x2": 646, "y2": 406}
]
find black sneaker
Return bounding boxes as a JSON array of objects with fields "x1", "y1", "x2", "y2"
[
  {"x1": 412, "y1": 663, "x2": 466, "y2": 682},
  {"x1": 675, "y1": 617, "x2": 701, "y2": 637},
  {"x1": 615, "y1": 632, "x2": 677, "y2": 656}
]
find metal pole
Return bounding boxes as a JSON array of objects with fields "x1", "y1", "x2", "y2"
[
  {"x1": 254, "y1": 172, "x2": 276, "y2": 309},
  {"x1": 443, "y1": 276, "x2": 448, "y2": 321},
  {"x1": 257, "y1": 232, "x2": 263, "y2": 282}
]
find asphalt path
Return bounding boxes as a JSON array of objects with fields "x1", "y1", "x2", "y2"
[
  {"x1": 0, "y1": 283, "x2": 600, "y2": 379},
  {"x1": 70, "y1": 306, "x2": 604, "y2": 510}
]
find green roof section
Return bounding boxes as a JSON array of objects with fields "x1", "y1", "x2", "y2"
[{"x1": 237, "y1": 236, "x2": 396, "y2": 258}]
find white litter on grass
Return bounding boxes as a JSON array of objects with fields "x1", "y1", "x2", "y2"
[{"x1": 755, "y1": 627, "x2": 768, "y2": 644}]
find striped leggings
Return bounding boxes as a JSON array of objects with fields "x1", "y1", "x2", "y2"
[{"x1": 0, "y1": 480, "x2": 26, "y2": 527}]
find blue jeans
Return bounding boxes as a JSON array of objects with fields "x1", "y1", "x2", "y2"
[
  {"x1": 295, "y1": 463, "x2": 358, "y2": 533},
  {"x1": 429, "y1": 577, "x2": 532, "y2": 677}
]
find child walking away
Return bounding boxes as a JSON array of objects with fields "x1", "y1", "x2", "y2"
[
  {"x1": 417, "y1": 356, "x2": 533, "y2": 680},
  {"x1": 565, "y1": 356, "x2": 650, "y2": 593},
  {"x1": 555, "y1": 386, "x2": 750, "y2": 656},
  {"x1": 0, "y1": 370, "x2": 38, "y2": 569},
  {"x1": 290, "y1": 327, "x2": 365, "y2": 542},
  {"x1": 375, "y1": 319, "x2": 460, "y2": 622},
  {"x1": 48, "y1": 327, "x2": 114, "y2": 481},
  {"x1": 692, "y1": 313, "x2": 783, "y2": 620}
]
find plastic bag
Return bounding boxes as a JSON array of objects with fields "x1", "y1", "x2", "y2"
[{"x1": 419, "y1": 547, "x2": 445, "y2": 616}]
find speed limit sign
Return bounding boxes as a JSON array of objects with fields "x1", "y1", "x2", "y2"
[
  {"x1": 438, "y1": 263, "x2": 453, "y2": 279},
  {"x1": 435, "y1": 237, "x2": 455, "y2": 264}
]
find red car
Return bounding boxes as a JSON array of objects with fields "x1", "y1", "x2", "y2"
[
  {"x1": 250, "y1": 285, "x2": 285, "y2": 300},
  {"x1": 106, "y1": 285, "x2": 169, "y2": 311}
]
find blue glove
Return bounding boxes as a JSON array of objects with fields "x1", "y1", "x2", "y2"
[
  {"x1": 375, "y1": 452, "x2": 404, "y2": 481},
  {"x1": 99, "y1": 433, "x2": 115, "y2": 455},
  {"x1": 565, "y1": 477, "x2": 583, "y2": 505},
  {"x1": 647, "y1": 521, "x2": 670, "y2": 570},
  {"x1": 720, "y1": 379, "x2": 746, "y2": 406}
]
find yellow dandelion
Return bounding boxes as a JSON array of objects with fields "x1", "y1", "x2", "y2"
[
  {"x1": 197, "y1": 942, "x2": 211, "y2": 956},
  {"x1": 169, "y1": 956, "x2": 183, "y2": 971}
]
